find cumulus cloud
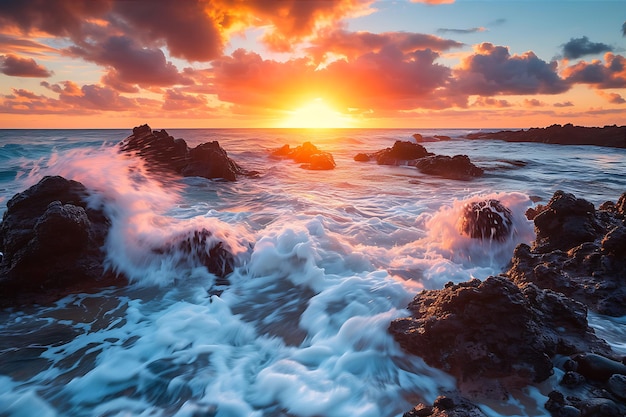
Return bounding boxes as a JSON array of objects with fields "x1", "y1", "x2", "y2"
[
  {"x1": 471, "y1": 97, "x2": 512, "y2": 108},
  {"x1": 454, "y1": 43, "x2": 570, "y2": 95},
  {"x1": 553, "y1": 101, "x2": 574, "y2": 107},
  {"x1": 0, "y1": 54, "x2": 52, "y2": 77},
  {"x1": 563, "y1": 53, "x2": 626, "y2": 88},
  {"x1": 562, "y1": 36, "x2": 613, "y2": 59},
  {"x1": 523, "y1": 98, "x2": 545, "y2": 107}
]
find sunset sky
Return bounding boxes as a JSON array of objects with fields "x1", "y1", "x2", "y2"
[{"x1": 0, "y1": 0, "x2": 625, "y2": 129}]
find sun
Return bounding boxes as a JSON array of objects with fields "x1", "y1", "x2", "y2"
[{"x1": 280, "y1": 98, "x2": 355, "y2": 128}]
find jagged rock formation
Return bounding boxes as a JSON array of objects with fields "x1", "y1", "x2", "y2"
[{"x1": 120, "y1": 124, "x2": 258, "y2": 181}]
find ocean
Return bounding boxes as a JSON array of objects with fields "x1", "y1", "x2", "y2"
[{"x1": 0, "y1": 128, "x2": 625, "y2": 417}]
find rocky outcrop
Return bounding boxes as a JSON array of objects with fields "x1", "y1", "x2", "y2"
[
  {"x1": 403, "y1": 394, "x2": 488, "y2": 417},
  {"x1": 412, "y1": 133, "x2": 452, "y2": 143},
  {"x1": 389, "y1": 276, "x2": 611, "y2": 400},
  {"x1": 507, "y1": 190, "x2": 626, "y2": 316},
  {"x1": 271, "y1": 142, "x2": 336, "y2": 170},
  {"x1": 354, "y1": 140, "x2": 483, "y2": 180},
  {"x1": 120, "y1": 124, "x2": 257, "y2": 181},
  {"x1": 0, "y1": 176, "x2": 123, "y2": 306},
  {"x1": 465, "y1": 124, "x2": 626, "y2": 148},
  {"x1": 457, "y1": 199, "x2": 513, "y2": 241}
]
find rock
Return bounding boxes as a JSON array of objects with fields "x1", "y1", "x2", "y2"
[
  {"x1": 120, "y1": 124, "x2": 256, "y2": 181},
  {"x1": 412, "y1": 133, "x2": 452, "y2": 143},
  {"x1": 573, "y1": 353, "x2": 626, "y2": 381},
  {"x1": 271, "y1": 142, "x2": 336, "y2": 170},
  {"x1": 353, "y1": 153, "x2": 370, "y2": 162},
  {"x1": 464, "y1": 124, "x2": 626, "y2": 148},
  {"x1": 457, "y1": 199, "x2": 513, "y2": 241},
  {"x1": 388, "y1": 276, "x2": 610, "y2": 399},
  {"x1": 608, "y1": 374, "x2": 626, "y2": 399},
  {"x1": 0, "y1": 176, "x2": 123, "y2": 306},
  {"x1": 507, "y1": 191, "x2": 626, "y2": 316},
  {"x1": 413, "y1": 154, "x2": 484, "y2": 180},
  {"x1": 579, "y1": 398, "x2": 622, "y2": 417},
  {"x1": 404, "y1": 394, "x2": 488, "y2": 417},
  {"x1": 374, "y1": 140, "x2": 429, "y2": 165}
]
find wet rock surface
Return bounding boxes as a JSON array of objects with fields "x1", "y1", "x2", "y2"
[
  {"x1": 394, "y1": 190, "x2": 626, "y2": 416},
  {"x1": 464, "y1": 124, "x2": 626, "y2": 148},
  {"x1": 507, "y1": 190, "x2": 626, "y2": 316},
  {"x1": 0, "y1": 176, "x2": 123, "y2": 307},
  {"x1": 120, "y1": 124, "x2": 257, "y2": 181},
  {"x1": 354, "y1": 140, "x2": 483, "y2": 179},
  {"x1": 457, "y1": 199, "x2": 513, "y2": 241},
  {"x1": 271, "y1": 142, "x2": 336, "y2": 170}
]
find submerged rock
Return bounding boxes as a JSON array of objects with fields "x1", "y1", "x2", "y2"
[
  {"x1": 120, "y1": 124, "x2": 257, "y2": 181},
  {"x1": 457, "y1": 199, "x2": 513, "y2": 241},
  {"x1": 271, "y1": 142, "x2": 336, "y2": 170},
  {"x1": 0, "y1": 176, "x2": 123, "y2": 306}
]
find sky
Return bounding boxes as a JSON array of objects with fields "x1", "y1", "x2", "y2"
[{"x1": 0, "y1": 0, "x2": 625, "y2": 129}]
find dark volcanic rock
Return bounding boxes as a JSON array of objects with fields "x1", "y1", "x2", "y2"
[
  {"x1": 120, "y1": 124, "x2": 256, "y2": 181},
  {"x1": 413, "y1": 155, "x2": 483, "y2": 180},
  {"x1": 458, "y1": 199, "x2": 513, "y2": 241},
  {"x1": 271, "y1": 142, "x2": 336, "y2": 170},
  {"x1": 373, "y1": 140, "x2": 429, "y2": 165},
  {"x1": 389, "y1": 276, "x2": 611, "y2": 399},
  {"x1": 464, "y1": 124, "x2": 626, "y2": 148},
  {"x1": 507, "y1": 191, "x2": 626, "y2": 316},
  {"x1": 0, "y1": 176, "x2": 123, "y2": 306},
  {"x1": 404, "y1": 394, "x2": 488, "y2": 417}
]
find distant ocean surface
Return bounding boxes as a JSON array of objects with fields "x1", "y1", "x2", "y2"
[{"x1": 0, "y1": 128, "x2": 625, "y2": 417}]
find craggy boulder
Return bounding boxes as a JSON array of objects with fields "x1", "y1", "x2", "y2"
[
  {"x1": 507, "y1": 191, "x2": 626, "y2": 316},
  {"x1": 120, "y1": 124, "x2": 256, "y2": 181},
  {"x1": 0, "y1": 176, "x2": 123, "y2": 306},
  {"x1": 271, "y1": 142, "x2": 336, "y2": 170},
  {"x1": 372, "y1": 140, "x2": 430, "y2": 165},
  {"x1": 389, "y1": 276, "x2": 610, "y2": 400}
]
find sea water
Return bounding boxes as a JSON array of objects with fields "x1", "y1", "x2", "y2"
[{"x1": 0, "y1": 128, "x2": 624, "y2": 417}]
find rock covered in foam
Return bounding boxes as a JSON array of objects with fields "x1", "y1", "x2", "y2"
[
  {"x1": 120, "y1": 124, "x2": 257, "y2": 181},
  {"x1": 457, "y1": 199, "x2": 513, "y2": 241},
  {"x1": 0, "y1": 176, "x2": 123, "y2": 306}
]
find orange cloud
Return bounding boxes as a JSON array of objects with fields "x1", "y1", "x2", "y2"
[{"x1": 563, "y1": 53, "x2": 626, "y2": 89}]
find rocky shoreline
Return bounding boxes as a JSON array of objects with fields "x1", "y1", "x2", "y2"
[
  {"x1": 463, "y1": 124, "x2": 626, "y2": 148},
  {"x1": 392, "y1": 190, "x2": 626, "y2": 417}
]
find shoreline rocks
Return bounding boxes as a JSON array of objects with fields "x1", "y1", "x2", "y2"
[
  {"x1": 354, "y1": 140, "x2": 483, "y2": 180},
  {"x1": 120, "y1": 124, "x2": 258, "y2": 181},
  {"x1": 393, "y1": 190, "x2": 626, "y2": 416},
  {"x1": 464, "y1": 124, "x2": 626, "y2": 148}
]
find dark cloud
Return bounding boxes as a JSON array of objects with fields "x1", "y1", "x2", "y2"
[
  {"x1": 553, "y1": 101, "x2": 574, "y2": 107},
  {"x1": 0, "y1": 0, "x2": 111, "y2": 38},
  {"x1": 0, "y1": 54, "x2": 52, "y2": 77},
  {"x1": 563, "y1": 53, "x2": 626, "y2": 88},
  {"x1": 455, "y1": 43, "x2": 570, "y2": 95},
  {"x1": 0, "y1": 34, "x2": 57, "y2": 55},
  {"x1": 437, "y1": 27, "x2": 485, "y2": 35},
  {"x1": 471, "y1": 97, "x2": 512, "y2": 108},
  {"x1": 597, "y1": 91, "x2": 626, "y2": 104},
  {"x1": 65, "y1": 36, "x2": 192, "y2": 88},
  {"x1": 562, "y1": 36, "x2": 613, "y2": 59},
  {"x1": 622, "y1": 21, "x2": 626, "y2": 36}
]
